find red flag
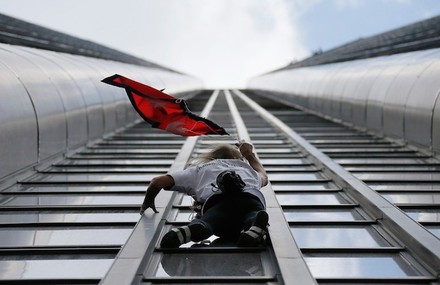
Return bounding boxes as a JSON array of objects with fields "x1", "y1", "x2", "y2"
[{"x1": 102, "y1": 74, "x2": 228, "y2": 136}]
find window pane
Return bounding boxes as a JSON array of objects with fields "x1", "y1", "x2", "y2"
[
  {"x1": 276, "y1": 193, "x2": 349, "y2": 205},
  {"x1": 268, "y1": 173, "x2": 324, "y2": 181},
  {"x1": 405, "y1": 210, "x2": 440, "y2": 222},
  {"x1": 284, "y1": 209, "x2": 363, "y2": 222},
  {"x1": 260, "y1": 158, "x2": 307, "y2": 165},
  {"x1": 0, "y1": 259, "x2": 113, "y2": 279},
  {"x1": 291, "y1": 226, "x2": 390, "y2": 248},
  {"x1": 0, "y1": 195, "x2": 141, "y2": 206},
  {"x1": 305, "y1": 255, "x2": 422, "y2": 278},
  {"x1": 26, "y1": 173, "x2": 156, "y2": 183},
  {"x1": 383, "y1": 194, "x2": 440, "y2": 204},
  {"x1": 0, "y1": 228, "x2": 132, "y2": 246},
  {"x1": 155, "y1": 253, "x2": 265, "y2": 277},
  {"x1": 14, "y1": 185, "x2": 146, "y2": 192},
  {"x1": 425, "y1": 226, "x2": 440, "y2": 238},
  {"x1": 271, "y1": 182, "x2": 338, "y2": 191},
  {"x1": 173, "y1": 211, "x2": 195, "y2": 223},
  {"x1": 0, "y1": 212, "x2": 139, "y2": 223}
]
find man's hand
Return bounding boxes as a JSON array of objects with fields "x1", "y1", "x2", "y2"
[
  {"x1": 235, "y1": 140, "x2": 254, "y2": 158},
  {"x1": 140, "y1": 175, "x2": 175, "y2": 215},
  {"x1": 235, "y1": 140, "x2": 268, "y2": 187},
  {"x1": 140, "y1": 199, "x2": 159, "y2": 214}
]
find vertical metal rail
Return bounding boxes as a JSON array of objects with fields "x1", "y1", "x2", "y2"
[
  {"x1": 233, "y1": 89, "x2": 440, "y2": 284},
  {"x1": 225, "y1": 90, "x2": 317, "y2": 285},
  {"x1": 100, "y1": 90, "x2": 220, "y2": 285}
]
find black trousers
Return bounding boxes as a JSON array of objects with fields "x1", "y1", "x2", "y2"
[{"x1": 190, "y1": 192, "x2": 265, "y2": 241}]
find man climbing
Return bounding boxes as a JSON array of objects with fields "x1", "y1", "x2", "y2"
[{"x1": 140, "y1": 140, "x2": 269, "y2": 248}]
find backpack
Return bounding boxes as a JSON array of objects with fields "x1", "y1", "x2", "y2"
[{"x1": 216, "y1": 170, "x2": 246, "y2": 195}]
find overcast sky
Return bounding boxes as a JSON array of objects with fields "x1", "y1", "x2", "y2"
[{"x1": 1, "y1": 0, "x2": 439, "y2": 88}]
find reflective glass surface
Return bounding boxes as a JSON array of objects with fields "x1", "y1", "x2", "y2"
[
  {"x1": 179, "y1": 196, "x2": 194, "y2": 206},
  {"x1": 291, "y1": 226, "x2": 390, "y2": 248},
  {"x1": 0, "y1": 228, "x2": 132, "y2": 246},
  {"x1": 0, "y1": 212, "x2": 139, "y2": 223},
  {"x1": 355, "y1": 173, "x2": 440, "y2": 181},
  {"x1": 0, "y1": 259, "x2": 113, "y2": 279},
  {"x1": 425, "y1": 227, "x2": 440, "y2": 238},
  {"x1": 268, "y1": 173, "x2": 325, "y2": 181},
  {"x1": 81, "y1": 148, "x2": 180, "y2": 154},
  {"x1": 276, "y1": 193, "x2": 349, "y2": 205},
  {"x1": 334, "y1": 158, "x2": 438, "y2": 165},
  {"x1": 26, "y1": 173, "x2": 156, "y2": 183},
  {"x1": 370, "y1": 184, "x2": 440, "y2": 190},
  {"x1": 305, "y1": 256, "x2": 422, "y2": 278},
  {"x1": 260, "y1": 158, "x2": 307, "y2": 165},
  {"x1": 57, "y1": 159, "x2": 174, "y2": 165},
  {"x1": 405, "y1": 210, "x2": 440, "y2": 222},
  {"x1": 284, "y1": 209, "x2": 363, "y2": 221},
  {"x1": 7, "y1": 185, "x2": 146, "y2": 193},
  {"x1": 45, "y1": 166, "x2": 169, "y2": 173},
  {"x1": 0, "y1": 195, "x2": 142, "y2": 206},
  {"x1": 155, "y1": 253, "x2": 265, "y2": 277},
  {"x1": 271, "y1": 182, "x2": 338, "y2": 191},
  {"x1": 264, "y1": 165, "x2": 315, "y2": 171},
  {"x1": 383, "y1": 194, "x2": 440, "y2": 204},
  {"x1": 173, "y1": 211, "x2": 195, "y2": 223}
]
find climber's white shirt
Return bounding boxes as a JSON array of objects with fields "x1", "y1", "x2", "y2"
[{"x1": 166, "y1": 159, "x2": 265, "y2": 207}]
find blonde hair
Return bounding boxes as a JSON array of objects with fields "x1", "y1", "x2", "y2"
[{"x1": 190, "y1": 144, "x2": 243, "y2": 165}]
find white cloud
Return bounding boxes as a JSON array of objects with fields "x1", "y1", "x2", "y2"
[
  {"x1": 0, "y1": 0, "x2": 309, "y2": 88},
  {"x1": 137, "y1": 0, "x2": 309, "y2": 88}
]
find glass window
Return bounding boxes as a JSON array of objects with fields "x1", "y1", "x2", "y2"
[
  {"x1": 0, "y1": 228, "x2": 132, "y2": 246},
  {"x1": 405, "y1": 210, "x2": 440, "y2": 223},
  {"x1": 425, "y1": 226, "x2": 440, "y2": 239},
  {"x1": 370, "y1": 183, "x2": 440, "y2": 191},
  {"x1": 260, "y1": 158, "x2": 307, "y2": 165},
  {"x1": 173, "y1": 210, "x2": 196, "y2": 223},
  {"x1": 383, "y1": 194, "x2": 440, "y2": 204},
  {"x1": 355, "y1": 173, "x2": 440, "y2": 181},
  {"x1": 57, "y1": 159, "x2": 174, "y2": 166},
  {"x1": 276, "y1": 193, "x2": 349, "y2": 205},
  {"x1": 0, "y1": 195, "x2": 142, "y2": 206},
  {"x1": 179, "y1": 196, "x2": 194, "y2": 207},
  {"x1": 11, "y1": 185, "x2": 146, "y2": 193},
  {"x1": 284, "y1": 209, "x2": 363, "y2": 222},
  {"x1": 154, "y1": 253, "x2": 265, "y2": 277},
  {"x1": 0, "y1": 259, "x2": 113, "y2": 279},
  {"x1": 271, "y1": 182, "x2": 338, "y2": 191},
  {"x1": 26, "y1": 173, "x2": 156, "y2": 183},
  {"x1": 265, "y1": 165, "x2": 315, "y2": 171},
  {"x1": 0, "y1": 212, "x2": 139, "y2": 223},
  {"x1": 45, "y1": 166, "x2": 169, "y2": 173},
  {"x1": 291, "y1": 226, "x2": 390, "y2": 248},
  {"x1": 268, "y1": 173, "x2": 325, "y2": 181},
  {"x1": 305, "y1": 255, "x2": 422, "y2": 278}
]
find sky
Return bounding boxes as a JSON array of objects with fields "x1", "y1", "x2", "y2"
[{"x1": 1, "y1": 0, "x2": 439, "y2": 88}]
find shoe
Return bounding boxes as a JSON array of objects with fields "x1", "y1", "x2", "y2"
[
  {"x1": 160, "y1": 224, "x2": 209, "y2": 248},
  {"x1": 238, "y1": 211, "x2": 269, "y2": 247}
]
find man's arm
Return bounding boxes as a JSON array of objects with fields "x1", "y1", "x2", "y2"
[
  {"x1": 140, "y1": 175, "x2": 175, "y2": 214},
  {"x1": 236, "y1": 141, "x2": 269, "y2": 187}
]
